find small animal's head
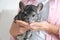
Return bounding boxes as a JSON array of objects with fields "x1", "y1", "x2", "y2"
[{"x1": 14, "y1": 1, "x2": 43, "y2": 23}]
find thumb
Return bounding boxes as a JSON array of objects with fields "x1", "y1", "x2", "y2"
[
  {"x1": 30, "y1": 22, "x2": 41, "y2": 27},
  {"x1": 30, "y1": 24, "x2": 41, "y2": 31},
  {"x1": 16, "y1": 20, "x2": 29, "y2": 25},
  {"x1": 16, "y1": 20, "x2": 29, "y2": 28}
]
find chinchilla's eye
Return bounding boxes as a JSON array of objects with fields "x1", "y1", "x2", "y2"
[
  {"x1": 32, "y1": 15, "x2": 35, "y2": 17},
  {"x1": 24, "y1": 11, "x2": 27, "y2": 16}
]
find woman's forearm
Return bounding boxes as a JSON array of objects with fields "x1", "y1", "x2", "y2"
[{"x1": 45, "y1": 23, "x2": 60, "y2": 35}]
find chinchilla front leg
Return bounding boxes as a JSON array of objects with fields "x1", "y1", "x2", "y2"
[
  {"x1": 23, "y1": 30, "x2": 32, "y2": 40},
  {"x1": 16, "y1": 30, "x2": 32, "y2": 40},
  {"x1": 16, "y1": 32, "x2": 26, "y2": 40}
]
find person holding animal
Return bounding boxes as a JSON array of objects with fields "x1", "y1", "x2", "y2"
[{"x1": 10, "y1": 0, "x2": 60, "y2": 40}]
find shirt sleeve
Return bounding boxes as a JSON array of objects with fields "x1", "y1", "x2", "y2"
[
  {"x1": 10, "y1": 35, "x2": 15, "y2": 40},
  {"x1": 58, "y1": 28, "x2": 60, "y2": 39}
]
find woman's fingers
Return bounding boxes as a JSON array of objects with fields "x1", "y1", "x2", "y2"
[
  {"x1": 30, "y1": 22, "x2": 41, "y2": 30},
  {"x1": 30, "y1": 22, "x2": 41, "y2": 26},
  {"x1": 30, "y1": 22, "x2": 46, "y2": 30},
  {"x1": 16, "y1": 20, "x2": 29, "y2": 26},
  {"x1": 15, "y1": 20, "x2": 30, "y2": 29}
]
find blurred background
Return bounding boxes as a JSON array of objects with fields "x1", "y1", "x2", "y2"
[{"x1": 0, "y1": 0, "x2": 20, "y2": 40}]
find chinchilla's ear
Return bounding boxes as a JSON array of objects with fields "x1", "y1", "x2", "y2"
[
  {"x1": 19, "y1": 1, "x2": 25, "y2": 12},
  {"x1": 36, "y1": 3, "x2": 43, "y2": 13}
]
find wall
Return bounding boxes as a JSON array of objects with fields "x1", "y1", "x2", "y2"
[
  {"x1": 0, "y1": 0, "x2": 20, "y2": 12},
  {"x1": 0, "y1": 0, "x2": 20, "y2": 40}
]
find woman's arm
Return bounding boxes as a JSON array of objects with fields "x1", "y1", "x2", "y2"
[
  {"x1": 44, "y1": 22, "x2": 59, "y2": 35},
  {"x1": 30, "y1": 21, "x2": 60, "y2": 35}
]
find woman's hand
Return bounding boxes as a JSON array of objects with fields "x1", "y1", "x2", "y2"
[
  {"x1": 30, "y1": 21, "x2": 49, "y2": 31},
  {"x1": 30, "y1": 21, "x2": 59, "y2": 35},
  {"x1": 10, "y1": 20, "x2": 30, "y2": 39}
]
